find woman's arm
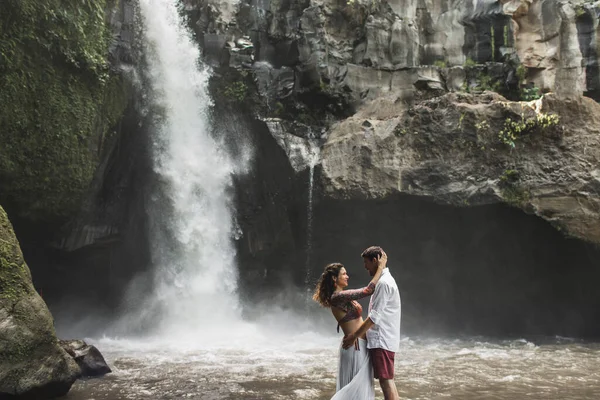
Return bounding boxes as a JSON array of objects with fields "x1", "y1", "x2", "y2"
[
  {"x1": 369, "y1": 251, "x2": 387, "y2": 287},
  {"x1": 331, "y1": 252, "x2": 387, "y2": 302}
]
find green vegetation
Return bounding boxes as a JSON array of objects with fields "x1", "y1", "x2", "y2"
[
  {"x1": 575, "y1": 4, "x2": 587, "y2": 17},
  {"x1": 501, "y1": 184, "x2": 530, "y2": 208},
  {"x1": 434, "y1": 60, "x2": 447, "y2": 68},
  {"x1": 490, "y1": 26, "x2": 496, "y2": 62},
  {"x1": 458, "y1": 113, "x2": 466, "y2": 130},
  {"x1": 520, "y1": 86, "x2": 542, "y2": 101},
  {"x1": 394, "y1": 126, "x2": 408, "y2": 137},
  {"x1": 499, "y1": 169, "x2": 519, "y2": 183},
  {"x1": 480, "y1": 73, "x2": 501, "y2": 91},
  {"x1": 461, "y1": 59, "x2": 501, "y2": 93},
  {"x1": 498, "y1": 113, "x2": 560, "y2": 148},
  {"x1": 465, "y1": 72, "x2": 501, "y2": 93},
  {"x1": 475, "y1": 120, "x2": 490, "y2": 131},
  {"x1": 498, "y1": 169, "x2": 530, "y2": 208},
  {"x1": 222, "y1": 81, "x2": 248, "y2": 102},
  {"x1": 516, "y1": 65, "x2": 527, "y2": 82},
  {"x1": 0, "y1": 0, "x2": 126, "y2": 223},
  {"x1": 464, "y1": 58, "x2": 477, "y2": 68},
  {"x1": 272, "y1": 101, "x2": 285, "y2": 116},
  {"x1": 515, "y1": 64, "x2": 542, "y2": 101},
  {"x1": 0, "y1": 206, "x2": 33, "y2": 302}
]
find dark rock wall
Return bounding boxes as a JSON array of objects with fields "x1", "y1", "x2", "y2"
[
  {"x1": 23, "y1": 102, "x2": 152, "y2": 323},
  {"x1": 209, "y1": 94, "x2": 311, "y2": 305},
  {"x1": 575, "y1": 7, "x2": 600, "y2": 101},
  {"x1": 309, "y1": 195, "x2": 600, "y2": 338}
]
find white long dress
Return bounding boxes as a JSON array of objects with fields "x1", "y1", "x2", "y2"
[{"x1": 331, "y1": 338, "x2": 375, "y2": 400}]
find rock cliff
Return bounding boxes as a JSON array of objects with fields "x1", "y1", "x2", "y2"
[
  {"x1": 185, "y1": 0, "x2": 600, "y2": 243},
  {"x1": 322, "y1": 92, "x2": 600, "y2": 243}
]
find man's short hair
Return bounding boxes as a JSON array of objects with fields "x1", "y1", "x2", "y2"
[{"x1": 361, "y1": 246, "x2": 383, "y2": 260}]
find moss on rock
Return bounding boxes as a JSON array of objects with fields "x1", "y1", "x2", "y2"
[
  {"x1": 0, "y1": 205, "x2": 80, "y2": 397},
  {"x1": 0, "y1": 0, "x2": 128, "y2": 223},
  {"x1": 0, "y1": 205, "x2": 34, "y2": 302}
]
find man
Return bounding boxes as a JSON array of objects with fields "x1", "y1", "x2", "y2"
[{"x1": 342, "y1": 246, "x2": 401, "y2": 400}]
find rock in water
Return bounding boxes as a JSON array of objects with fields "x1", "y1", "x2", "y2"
[
  {"x1": 59, "y1": 340, "x2": 112, "y2": 377},
  {"x1": 0, "y1": 206, "x2": 80, "y2": 399}
]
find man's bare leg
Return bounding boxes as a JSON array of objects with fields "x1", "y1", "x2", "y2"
[{"x1": 379, "y1": 378, "x2": 399, "y2": 400}]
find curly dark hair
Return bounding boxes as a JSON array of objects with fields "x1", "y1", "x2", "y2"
[{"x1": 312, "y1": 263, "x2": 344, "y2": 308}]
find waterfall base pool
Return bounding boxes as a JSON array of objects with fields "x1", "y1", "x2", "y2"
[{"x1": 65, "y1": 336, "x2": 600, "y2": 400}]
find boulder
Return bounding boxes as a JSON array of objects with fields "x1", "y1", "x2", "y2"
[
  {"x1": 0, "y1": 206, "x2": 80, "y2": 398},
  {"x1": 59, "y1": 340, "x2": 112, "y2": 377}
]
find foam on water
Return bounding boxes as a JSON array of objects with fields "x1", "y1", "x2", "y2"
[{"x1": 68, "y1": 337, "x2": 600, "y2": 400}]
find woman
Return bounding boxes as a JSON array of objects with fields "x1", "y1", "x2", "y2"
[{"x1": 313, "y1": 252, "x2": 387, "y2": 399}]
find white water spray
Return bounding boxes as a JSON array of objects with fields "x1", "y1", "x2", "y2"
[{"x1": 138, "y1": 0, "x2": 242, "y2": 337}]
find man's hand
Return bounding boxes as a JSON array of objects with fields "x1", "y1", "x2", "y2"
[{"x1": 342, "y1": 332, "x2": 358, "y2": 350}]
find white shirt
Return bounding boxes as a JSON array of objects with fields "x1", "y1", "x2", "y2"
[{"x1": 366, "y1": 269, "x2": 401, "y2": 352}]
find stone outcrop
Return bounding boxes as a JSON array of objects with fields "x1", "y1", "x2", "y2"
[
  {"x1": 321, "y1": 92, "x2": 600, "y2": 243},
  {"x1": 0, "y1": 206, "x2": 80, "y2": 398}
]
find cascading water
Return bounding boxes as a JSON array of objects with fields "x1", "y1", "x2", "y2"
[
  {"x1": 304, "y1": 139, "x2": 320, "y2": 287},
  {"x1": 134, "y1": 0, "x2": 243, "y2": 338}
]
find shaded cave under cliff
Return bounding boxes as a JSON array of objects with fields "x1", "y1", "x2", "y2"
[{"x1": 294, "y1": 193, "x2": 600, "y2": 339}]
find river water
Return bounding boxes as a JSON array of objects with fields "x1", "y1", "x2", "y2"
[{"x1": 65, "y1": 332, "x2": 600, "y2": 400}]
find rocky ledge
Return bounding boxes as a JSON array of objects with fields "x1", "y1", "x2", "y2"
[{"x1": 321, "y1": 92, "x2": 600, "y2": 244}]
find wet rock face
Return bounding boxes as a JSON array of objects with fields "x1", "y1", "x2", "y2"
[{"x1": 0, "y1": 206, "x2": 80, "y2": 398}]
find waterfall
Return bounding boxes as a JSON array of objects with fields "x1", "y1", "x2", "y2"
[
  {"x1": 133, "y1": 0, "x2": 243, "y2": 337},
  {"x1": 304, "y1": 140, "x2": 320, "y2": 287}
]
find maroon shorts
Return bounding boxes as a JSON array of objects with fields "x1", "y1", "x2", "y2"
[{"x1": 370, "y1": 348, "x2": 395, "y2": 380}]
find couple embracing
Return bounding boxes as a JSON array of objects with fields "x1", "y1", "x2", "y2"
[{"x1": 314, "y1": 246, "x2": 401, "y2": 400}]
